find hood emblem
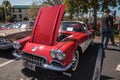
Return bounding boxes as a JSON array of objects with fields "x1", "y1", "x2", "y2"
[{"x1": 32, "y1": 46, "x2": 38, "y2": 51}]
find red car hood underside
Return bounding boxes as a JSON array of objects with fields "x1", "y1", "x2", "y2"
[{"x1": 30, "y1": 4, "x2": 65, "y2": 46}]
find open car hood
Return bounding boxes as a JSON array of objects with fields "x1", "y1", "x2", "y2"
[{"x1": 30, "y1": 4, "x2": 65, "y2": 46}]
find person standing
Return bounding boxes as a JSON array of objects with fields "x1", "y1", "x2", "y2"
[
  {"x1": 118, "y1": 18, "x2": 120, "y2": 46},
  {"x1": 109, "y1": 14, "x2": 115, "y2": 45},
  {"x1": 118, "y1": 18, "x2": 120, "y2": 31},
  {"x1": 100, "y1": 9, "x2": 113, "y2": 48}
]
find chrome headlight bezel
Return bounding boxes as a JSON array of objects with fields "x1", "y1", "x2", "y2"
[
  {"x1": 50, "y1": 50, "x2": 66, "y2": 61},
  {"x1": 13, "y1": 41, "x2": 21, "y2": 49}
]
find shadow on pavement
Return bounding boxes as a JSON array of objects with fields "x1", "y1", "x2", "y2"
[
  {"x1": 21, "y1": 43, "x2": 100, "y2": 80},
  {"x1": 100, "y1": 75, "x2": 114, "y2": 80},
  {"x1": 21, "y1": 68, "x2": 70, "y2": 80},
  {"x1": 71, "y1": 43, "x2": 100, "y2": 80},
  {"x1": 106, "y1": 48, "x2": 120, "y2": 52},
  {"x1": 0, "y1": 49, "x2": 15, "y2": 59}
]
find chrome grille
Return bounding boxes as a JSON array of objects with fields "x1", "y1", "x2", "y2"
[{"x1": 21, "y1": 52, "x2": 46, "y2": 66}]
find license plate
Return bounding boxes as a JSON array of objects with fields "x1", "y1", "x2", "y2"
[{"x1": 23, "y1": 61, "x2": 35, "y2": 71}]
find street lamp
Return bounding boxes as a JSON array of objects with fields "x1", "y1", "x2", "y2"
[{"x1": 3, "y1": 4, "x2": 7, "y2": 23}]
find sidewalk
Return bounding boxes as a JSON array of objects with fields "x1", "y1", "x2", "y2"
[
  {"x1": 100, "y1": 43, "x2": 120, "y2": 80},
  {"x1": 95, "y1": 36, "x2": 120, "y2": 46}
]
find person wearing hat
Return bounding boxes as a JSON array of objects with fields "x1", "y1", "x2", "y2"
[{"x1": 100, "y1": 9, "x2": 113, "y2": 48}]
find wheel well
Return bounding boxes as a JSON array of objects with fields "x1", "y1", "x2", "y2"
[{"x1": 77, "y1": 46, "x2": 82, "y2": 56}]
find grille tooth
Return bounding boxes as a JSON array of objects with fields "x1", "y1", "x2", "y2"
[
  {"x1": 38, "y1": 58, "x2": 41, "y2": 66},
  {"x1": 21, "y1": 52, "x2": 46, "y2": 67},
  {"x1": 36, "y1": 58, "x2": 39, "y2": 66}
]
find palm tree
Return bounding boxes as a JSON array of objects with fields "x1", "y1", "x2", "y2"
[
  {"x1": 0, "y1": 6, "x2": 4, "y2": 22},
  {"x1": 2, "y1": 0, "x2": 12, "y2": 22}
]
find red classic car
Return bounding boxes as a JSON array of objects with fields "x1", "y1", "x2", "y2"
[{"x1": 13, "y1": 4, "x2": 94, "y2": 72}]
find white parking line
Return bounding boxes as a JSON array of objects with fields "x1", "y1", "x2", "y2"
[
  {"x1": 0, "y1": 60, "x2": 15, "y2": 68},
  {"x1": 63, "y1": 72, "x2": 71, "y2": 77},
  {"x1": 116, "y1": 64, "x2": 120, "y2": 71},
  {"x1": 92, "y1": 47, "x2": 103, "y2": 80}
]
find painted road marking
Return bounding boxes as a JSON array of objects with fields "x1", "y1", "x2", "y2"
[
  {"x1": 92, "y1": 47, "x2": 103, "y2": 80},
  {"x1": 63, "y1": 72, "x2": 71, "y2": 77},
  {"x1": 116, "y1": 64, "x2": 120, "y2": 71},
  {"x1": 0, "y1": 60, "x2": 15, "y2": 68}
]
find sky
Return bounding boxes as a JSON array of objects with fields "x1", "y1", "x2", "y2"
[
  {"x1": 0, "y1": 0, "x2": 120, "y2": 16},
  {"x1": 98, "y1": 7, "x2": 120, "y2": 17},
  {"x1": 0, "y1": 0, "x2": 43, "y2": 5},
  {"x1": 110, "y1": 7, "x2": 120, "y2": 17}
]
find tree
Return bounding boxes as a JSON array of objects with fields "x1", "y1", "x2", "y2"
[
  {"x1": 62, "y1": 0, "x2": 89, "y2": 20},
  {"x1": 28, "y1": 2, "x2": 39, "y2": 20},
  {"x1": 2, "y1": 0, "x2": 12, "y2": 22},
  {"x1": 62, "y1": 0, "x2": 75, "y2": 20},
  {"x1": 42, "y1": 0, "x2": 120, "y2": 29},
  {"x1": 0, "y1": 6, "x2": 4, "y2": 22},
  {"x1": 63, "y1": 0, "x2": 120, "y2": 29},
  {"x1": 28, "y1": 0, "x2": 59, "y2": 20}
]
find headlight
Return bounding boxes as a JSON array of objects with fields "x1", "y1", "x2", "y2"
[
  {"x1": 13, "y1": 41, "x2": 21, "y2": 49},
  {"x1": 50, "y1": 50, "x2": 66, "y2": 60}
]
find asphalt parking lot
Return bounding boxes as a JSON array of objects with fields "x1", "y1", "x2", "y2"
[
  {"x1": 0, "y1": 43, "x2": 99, "y2": 80},
  {"x1": 0, "y1": 42, "x2": 119, "y2": 80},
  {"x1": 100, "y1": 45, "x2": 120, "y2": 80}
]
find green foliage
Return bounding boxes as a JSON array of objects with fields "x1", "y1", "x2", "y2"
[
  {"x1": 62, "y1": 0, "x2": 89, "y2": 20},
  {"x1": 62, "y1": 0, "x2": 120, "y2": 30},
  {"x1": 28, "y1": 2, "x2": 39, "y2": 20},
  {"x1": 95, "y1": 30, "x2": 100, "y2": 36},
  {"x1": 0, "y1": 0, "x2": 12, "y2": 22},
  {"x1": 62, "y1": 0, "x2": 75, "y2": 20},
  {"x1": 0, "y1": 6, "x2": 4, "y2": 21}
]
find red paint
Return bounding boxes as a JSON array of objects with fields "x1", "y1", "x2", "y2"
[
  {"x1": 30, "y1": 4, "x2": 65, "y2": 46},
  {"x1": 19, "y1": 4, "x2": 94, "y2": 70},
  {"x1": 16, "y1": 36, "x2": 30, "y2": 49}
]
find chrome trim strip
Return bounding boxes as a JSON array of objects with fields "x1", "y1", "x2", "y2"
[
  {"x1": 79, "y1": 38, "x2": 93, "y2": 53},
  {"x1": 42, "y1": 63, "x2": 72, "y2": 71}
]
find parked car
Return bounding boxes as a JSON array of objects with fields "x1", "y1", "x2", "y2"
[
  {"x1": 0, "y1": 21, "x2": 34, "y2": 50},
  {"x1": 13, "y1": 4, "x2": 94, "y2": 73},
  {"x1": 0, "y1": 23, "x2": 11, "y2": 30},
  {"x1": 7, "y1": 21, "x2": 34, "y2": 29}
]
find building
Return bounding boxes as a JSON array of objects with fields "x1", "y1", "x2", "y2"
[{"x1": 11, "y1": 5, "x2": 30, "y2": 21}]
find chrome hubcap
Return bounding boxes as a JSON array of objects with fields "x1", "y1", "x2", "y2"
[{"x1": 72, "y1": 50, "x2": 79, "y2": 71}]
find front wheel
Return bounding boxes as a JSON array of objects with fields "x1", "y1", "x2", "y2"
[
  {"x1": 71, "y1": 50, "x2": 80, "y2": 71},
  {"x1": 67, "y1": 50, "x2": 80, "y2": 73}
]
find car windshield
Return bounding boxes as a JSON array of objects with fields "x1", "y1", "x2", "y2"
[{"x1": 60, "y1": 22, "x2": 84, "y2": 32}]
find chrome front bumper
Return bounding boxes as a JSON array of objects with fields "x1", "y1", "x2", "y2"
[
  {"x1": 12, "y1": 50, "x2": 21, "y2": 59},
  {"x1": 23, "y1": 62, "x2": 73, "y2": 72},
  {"x1": 42, "y1": 63, "x2": 73, "y2": 71},
  {"x1": 21, "y1": 52, "x2": 73, "y2": 72}
]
